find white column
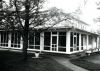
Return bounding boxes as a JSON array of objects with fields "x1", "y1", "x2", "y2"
[
  {"x1": 57, "y1": 32, "x2": 58, "y2": 52},
  {"x1": 86, "y1": 35, "x2": 88, "y2": 50},
  {"x1": 8, "y1": 33, "x2": 11, "y2": 49},
  {"x1": 97, "y1": 37, "x2": 99, "y2": 48},
  {"x1": 20, "y1": 36, "x2": 23, "y2": 49},
  {"x1": 79, "y1": 34, "x2": 81, "y2": 51},
  {"x1": 92, "y1": 36, "x2": 94, "y2": 49},
  {"x1": 83, "y1": 36, "x2": 86, "y2": 50},
  {"x1": 66, "y1": 30, "x2": 70, "y2": 53},
  {"x1": 40, "y1": 32, "x2": 44, "y2": 52}
]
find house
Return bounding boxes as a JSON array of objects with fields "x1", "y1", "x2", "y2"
[{"x1": 0, "y1": 15, "x2": 100, "y2": 55}]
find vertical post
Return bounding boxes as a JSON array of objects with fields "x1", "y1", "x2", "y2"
[
  {"x1": 66, "y1": 30, "x2": 70, "y2": 53},
  {"x1": 79, "y1": 34, "x2": 81, "y2": 51},
  {"x1": 86, "y1": 35, "x2": 88, "y2": 50},
  {"x1": 20, "y1": 36, "x2": 23, "y2": 49},
  {"x1": 92, "y1": 36, "x2": 94, "y2": 49},
  {"x1": 50, "y1": 32, "x2": 52, "y2": 51},
  {"x1": 8, "y1": 33, "x2": 11, "y2": 49},
  {"x1": 97, "y1": 37, "x2": 99, "y2": 51},
  {"x1": 40, "y1": 32, "x2": 44, "y2": 52}
]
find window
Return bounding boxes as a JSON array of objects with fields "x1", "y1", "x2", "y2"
[
  {"x1": 89, "y1": 35, "x2": 92, "y2": 45},
  {"x1": 70, "y1": 32, "x2": 80, "y2": 52},
  {"x1": 94, "y1": 37, "x2": 97, "y2": 48},
  {"x1": 81, "y1": 34, "x2": 83, "y2": 50},
  {"x1": 70, "y1": 32, "x2": 73, "y2": 47},
  {"x1": 11, "y1": 33, "x2": 21, "y2": 48},
  {"x1": 0, "y1": 33, "x2": 8, "y2": 47},
  {"x1": 52, "y1": 32, "x2": 57, "y2": 35},
  {"x1": 44, "y1": 32, "x2": 51, "y2": 50},
  {"x1": 28, "y1": 33, "x2": 40, "y2": 49},
  {"x1": 58, "y1": 32, "x2": 66, "y2": 52}
]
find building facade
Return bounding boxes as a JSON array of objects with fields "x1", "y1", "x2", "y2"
[{"x1": 0, "y1": 17, "x2": 100, "y2": 54}]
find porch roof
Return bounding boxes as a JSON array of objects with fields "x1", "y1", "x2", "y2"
[{"x1": 34, "y1": 26, "x2": 99, "y2": 36}]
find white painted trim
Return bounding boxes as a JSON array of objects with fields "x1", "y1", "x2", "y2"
[
  {"x1": 86, "y1": 35, "x2": 88, "y2": 50},
  {"x1": 79, "y1": 34, "x2": 81, "y2": 51},
  {"x1": 57, "y1": 32, "x2": 58, "y2": 52},
  {"x1": 40, "y1": 32, "x2": 44, "y2": 51},
  {"x1": 8, "y1": 33, "x2": 11, "y2": 49},
  {"x1": 42, "y1": 50, "x2": 67, "y2": 54},
  {"x1": 97, "y1": 37, "x2": 99, "y2": 48},
  {"x1": 66, "y1": 30, "x2": 70, "y2": 53},
  {"x1": 50, "y1": 32, "x2": 52, "y2": 51},
  {"x1": 20, "y1": 36, "x2": 23, "y2": 49}
]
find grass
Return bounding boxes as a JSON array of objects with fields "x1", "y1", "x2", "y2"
[
  {"x1": 70, "y1": 57, "x2": 100, "y2": 71},
  {"x1": 0, "y1": 50, "x2": 72, "y2": 71}
]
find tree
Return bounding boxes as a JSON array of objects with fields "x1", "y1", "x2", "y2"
[{"x1": 0, "y1": 0, "x2": 70, "y2": 60}]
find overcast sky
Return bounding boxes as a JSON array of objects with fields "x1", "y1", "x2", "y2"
[
  {"x1": 4, "y1": 0, "x2": 100, "y2": 29},
  {"x1": 44, "y1": 0, "x2": 81, "y2": 13},
  {"x1": 43, "y1": 0, "x2": 100, "y2": 28}
]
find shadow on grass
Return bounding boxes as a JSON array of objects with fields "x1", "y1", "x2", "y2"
[
  {"x1": 70, "y1": 57, "x2": 100, "y2": 71},
  {"x1": 0, "y1": 51, "x2": 72, "y2": 71}
]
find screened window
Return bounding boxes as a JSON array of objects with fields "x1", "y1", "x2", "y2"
[
  {"x1": 70, "y1": 32, "x2": 73, "y2": 47},
  {"x1": 44, "y1": 32, "x2": 51, "y2": 50},
  {"x1": 11, "y1": 33, "x2": 21, "y2": 48},
  {"x1": 81, "y1": 34, "x2": 83, "y2": 50},
  {"x1": 70, "y1": 32, "x2": 79, "y2": 52},
  {"x1": 28, "y1": 33, "x2": 40, "y2": 49},
  {"x1": 89, "y1": 35, "x2": 92, "y2": 45},
  {"x1": 58, "y1": 32, "x2": 66, "y2": 52},
  {"x1": 52, "y1": 32, "x2": 57, "y2": 35},
  {"x1": 0, "y1": 33, "x2": 8, "y2": 47}
]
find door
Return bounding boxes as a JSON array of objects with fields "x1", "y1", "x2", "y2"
[{"x1": 52, "y1": 36, "x2": 57, "y2": 51}]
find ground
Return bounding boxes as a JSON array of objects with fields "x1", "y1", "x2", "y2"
[
  {"x1": 0, "y1": 50, "x2": 72, "y2": 71},
  {"x1": 70, "y1": 52, "x2": 100, "y2": 71},
  {"x1": 1, "y1": 50, "x2": 100, "y2": 71},
  {"x1": 83, "y1": 53, "x2": 100, "y2": 64}
]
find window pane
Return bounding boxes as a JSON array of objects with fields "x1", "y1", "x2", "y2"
[
  {"x1": 70, "y1": 34, "x2": 73, "y2": 47},
  {"x1": 81, "y1": 36, "x2": 83, "y2": 46},
  {"x1": 11, "y1": 33, "x2": 20, "y2": 48},
  {"x1": 77, "y1": 36, "x2": 79, "y2": 46},
  {"x1": 35, "y1": 34, "x2": 40, "y2": 45},
  {"x1": 58, "y1": 48, "x2": 66, "y2": 52},
  {"x1": 59, "y1": 32, "x2": 66, "y2": 36},
  {"x1": 74, "y1": 37, "x2": 76, "y2": 44},
  {"x1": 44, "y1": 32, "x2": 51, "y2": 46},
  {"x1": 52, "y1": 36, "x2": 57, "y2": 44},
  {"x1": 52, "y1": 32, "x2": 57, "y2": 34},
  {"x1": 44, "y1": 47, "x2": 50, "y2": 50},
  {"x1": 44, "y1": 32, "x2": 50, "y2": 36},
  {"x1": 29, "y1": 46, "x2": 33, "y2": 49},
  {"x1": 44, "y1": 36, "x2": 51, "y2": 45},
  {"x1": 35, "y1": 46, "x2": 40, "y2": 49},
  {"x1": 70, "y1": 48, "x2": 73, "y2": 52},
  {"x1": 58, "y1": 36, "x2": 66, "y2": 47},
  {"x1": 11, "y1": 33, "x2": 14, "y2": 43},
  {"x1": 1, "y1": 33, "x2": 3, "y2": 43},
  {"x1": 29, "y1": 36, "x2": 34, "y2": 45}
]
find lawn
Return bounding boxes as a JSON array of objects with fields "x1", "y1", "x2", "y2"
[
  {"x1": 0, "y1": 50, "x2": 72, "y2": 71},
  {"x1": 70, "y1": 57, "x2": 100, "y2": 71}
]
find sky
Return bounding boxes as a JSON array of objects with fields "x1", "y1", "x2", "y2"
[
  {"x1": 43, "y1": 0, "x2": 100, "y2": 29},
  {"x1": 3, "y1": 0, "x2": 100, "y2": 29},
  {"x1": 43, "y1": 0, "x2": 81, "y2": 13}
]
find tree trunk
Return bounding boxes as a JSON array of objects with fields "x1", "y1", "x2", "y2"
[
  {"x1": 23, "y1": 38, "x2": 28, "y2": 60},
  {"x1": 22, "y1": 0, "x2": 29, "y2": 60}
]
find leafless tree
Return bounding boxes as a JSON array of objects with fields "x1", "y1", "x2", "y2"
[{"x1": 0, "y1": 0, "x2": 71, "y2": 60}]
